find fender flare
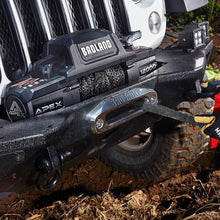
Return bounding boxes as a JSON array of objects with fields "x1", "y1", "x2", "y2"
[{"x1": 165, "y1": 0, "x2": 208, "y2": 13}]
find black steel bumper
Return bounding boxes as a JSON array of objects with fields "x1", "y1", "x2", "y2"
[{"x1": 0, "y1": 40, "x2": 213, "y2": 194}]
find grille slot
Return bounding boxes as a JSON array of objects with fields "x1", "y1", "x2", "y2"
[
  {"x1": 65, "y1": 0, "x2": 89, "y2": 31},
  {"x1": 15, "y1": 0, "x2": 44, "y2": 62},
  {"x1": 91, "y1": 0, "x2": 109, "y2": 30},
  {"x1": 110, "y1": 0, "x2": 129, "y2": 37},
  {"x1": 43, "y1": 0, "x2": 67, "y2": 37},
  {"x1": 0, "y1": 4, "x2": 25, "y2": 81}
]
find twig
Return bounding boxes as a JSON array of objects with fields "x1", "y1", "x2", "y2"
[
  {"x1": 107, "y1": 180, "x2": 113, "y2": 193},
  {"x1": 195, "y1": 203, "x2": 220, "y2": 214},
  {"x1": 0, "y1": 214, "x2": 24, "y2": 220},
  {"x1": 183, "y1": 203, "x2": 220, "y2": 220},
  {"x1": 192, "y1": 173, "x2": 209, "y2": 198},
  {"x1": 174, "y1": 194, "x2": 192, "y2": 200},
  {"x1": 209, "y1": 175, "x2": 220, "y2": 203},
  {"x1": 166, "y1": 201, "x2": 174, "y2": 211},
  {"x1": 95, "y1": 207, "x2": 108, "y2": 220},
  {"x1": 26, "y1": 214, "x2": 42, "y2": 220},
  {"x1": 61, "y1": 196, "x2": 88, "y2": 218},
  {"x1": 9, "y1": 200, "x2": 25, "y2": 210}
]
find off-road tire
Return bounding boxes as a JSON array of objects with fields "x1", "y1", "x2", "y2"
[{"x1": 101, "y1": 98, "x2": 214, "y2": 181}]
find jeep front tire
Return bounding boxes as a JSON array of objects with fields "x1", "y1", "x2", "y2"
[{"x1": 101, "y1": 98, "x2": 214, "y2": 181}]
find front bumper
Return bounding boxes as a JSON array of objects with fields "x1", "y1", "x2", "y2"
[{"x1": 0, "y1": 40, "x2": 212, "y2": 193}]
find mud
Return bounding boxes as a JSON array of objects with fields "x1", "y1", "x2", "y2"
[{"x1": 0, "y1": 148, "x2": 220, "y2": 219}]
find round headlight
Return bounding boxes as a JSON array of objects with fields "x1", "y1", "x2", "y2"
[{"x1": 149, "y1": 12, "x2": 161, "y2": 34}]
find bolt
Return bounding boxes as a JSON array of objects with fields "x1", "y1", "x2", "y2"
[
  {"x1": 150, "y1": 94, "x2": 157, "y2": 104},
  {"x1": 145, "y1": 97, "x2": 150, "y2": 103},
  {"x1": 15, "y1": 154, "x2": 23, "y2": 162},
  {"x1": 96, "y1": 118, "x2": 104, "y2": 130}
]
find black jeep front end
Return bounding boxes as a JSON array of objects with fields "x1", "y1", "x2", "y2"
[
  {"x1": 0, "y1": 33, "x2": 213, "y2": 193},
  {"x1": 0, "y1": 0, "x2": 215, "y2": 196}
]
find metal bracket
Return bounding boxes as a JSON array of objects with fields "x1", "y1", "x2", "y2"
[
  {"x1": 122, "y1": 31, "x2": 142, "y2": 48},
  {"x1": 87, "y1": 88, "x2": 158, "y2": 134},
  {"x1": 187, "y1": 80, "x2": 220, "y2": 100}
]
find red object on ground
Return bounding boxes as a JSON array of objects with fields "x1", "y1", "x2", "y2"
[{"x1": 209, "y1": 93, "x2": 220, "y2": 149}]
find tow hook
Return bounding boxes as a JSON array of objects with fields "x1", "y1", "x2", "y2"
[
  {"x1": 36, "y1": 146, "x2": 84, "y2": 191},
  {"x1": 36, "y1": 146, "x2": 62, "y2": 191}
]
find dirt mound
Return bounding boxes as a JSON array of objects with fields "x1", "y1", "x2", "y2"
[
  {"x1": 1, "y1": 149, "x2": 220, "y2": 219},
  {"x1": 2, "y1": 169, "x2": 220, "y2": 219},
  {"x1": 0, "y1": 158, "x2": 148, "y2": 216}
]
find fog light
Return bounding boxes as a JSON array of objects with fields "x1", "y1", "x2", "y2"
[
  {"x1": 179, "y1": 24, "x2": 207, "y2": 50},
  {"x1": 184, "y1": 22, "x2": 210, "y2": 38},
  {"x1": 193, "y1": 29, "x2": 205, "y2": 48},
  {"x1": 198, "y1": 21, "x2": 210, "y2": 39}
]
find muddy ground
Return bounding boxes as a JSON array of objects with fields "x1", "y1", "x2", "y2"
[
  {"x1": 0, "y1": 34, "x2": 220, "y2": 220},
  {"x1": 1, "y1": 151, "x2": 220, "y2": 220}
]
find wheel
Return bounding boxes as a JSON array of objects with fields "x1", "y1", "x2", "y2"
[{"x1": 101, "y1": 98, "x2": 214, "y2": 181}]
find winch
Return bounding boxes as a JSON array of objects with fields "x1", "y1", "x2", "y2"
[{"x1": 4, "y1": 29, "x2": 156, "y2": 121}]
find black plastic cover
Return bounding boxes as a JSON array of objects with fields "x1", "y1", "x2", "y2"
[{"x1": 165, "y1": 0, "x2": 208, "y2": 12}]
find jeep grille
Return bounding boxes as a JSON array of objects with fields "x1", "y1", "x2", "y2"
[{"x1": 0, "y1": 0, "x2": 129, "y2": 82}]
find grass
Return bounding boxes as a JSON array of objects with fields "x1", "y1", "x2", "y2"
[
  {"x1": 206, "y1": 66, "x2": 220, "y2": 81},
  {"x1": 167, "y1": 0, "x2": 220, "y2": 33}
]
